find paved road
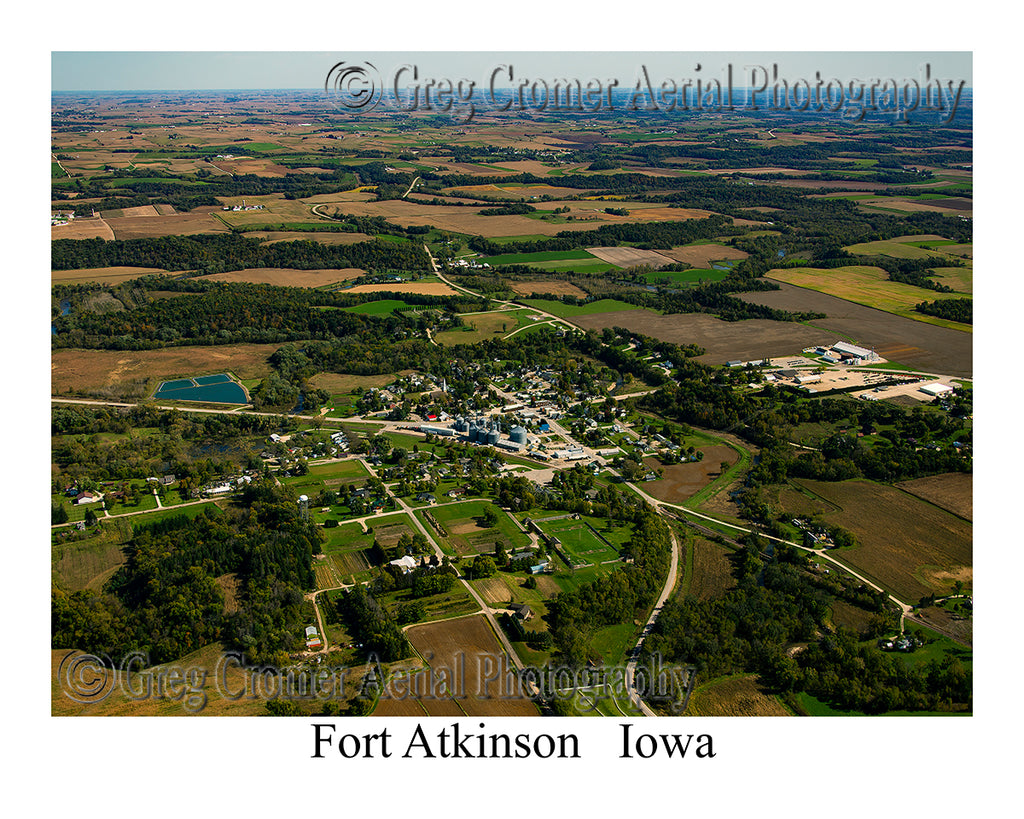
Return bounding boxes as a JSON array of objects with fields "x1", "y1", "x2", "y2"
[{"x1": 624, "y1": 526, "x2": 680, "y2": 717}]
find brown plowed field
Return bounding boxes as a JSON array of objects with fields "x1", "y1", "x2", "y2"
[
  {"x1": 896, "y1": 473, "x2": 972, "y2": 521},
  {"x1": 509, "y1": 280, "x2": 588, "y2": 298},
  {"x1": 405, "y1": 614, "x2": 540, "y2": 716},
  {"x1": 571, "y1": 309, "x2": 832, "y2": 364},
  {"x1": 203, "y1": 267, "x2": 364, "y2": 288},
  {"x1": 587, "y1": 246, "x2": 675, "y2": 267},
  {"x1": 640, "y1": 447, "x2": 738, "y2": 504},
  {"x1": 733, "y1": 282, "x2": 972, "y2": 376},
  {"x1": 660, "y1": 244, "x2": 750, "y2": 266},
  {"x1": 374, "y1": 615, "x2": 539, "y2": 716},
  {"x1": 794, "y1": 478, "x2": 972, "y2": 602}
]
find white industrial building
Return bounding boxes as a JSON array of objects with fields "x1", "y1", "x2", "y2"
[
  {"x1": 920, "y1": 383, "x2": 953, "y2": 396},
  {"x1": 831, "y1": 341, "x2": 878, "y2": 362}
]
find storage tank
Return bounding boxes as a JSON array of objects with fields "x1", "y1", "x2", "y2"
[
  {"x1": 486, "y1": 429, "x2": 500, "y2": 445},
  {"x1": 454, "y1": 416, "x2": 467, "y2": 433},
  {"x1": 510, "y1": 425, "x2": 528, "y2": 445}
]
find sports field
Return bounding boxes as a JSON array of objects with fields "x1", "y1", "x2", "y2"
[{"x1": 536, "y1": 516, "x2": 620, "y2": 564}]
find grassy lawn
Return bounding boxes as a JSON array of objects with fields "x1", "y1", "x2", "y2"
[
  {"x1": 434, "y1": 310, "x2": 525, "y2": 345},
  {"x1": 426, "y1": 500, "x2": 531, "y2": 555}
]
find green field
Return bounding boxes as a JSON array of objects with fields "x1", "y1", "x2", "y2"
[
  {"x1": 843, "y1": 239, "x2": 961, "y2": 261},
  {"x1": 536, "y1": 516, "x2": 621, "y2": 565},
  {"x1": 643, "y1": 267, "x2": 731, "y2": 286},
  {"x1": 423, "y1": 500, "x2": 531, "y2": 555},
  {"x1": 433, "y1": 309, "x2": 532, "y2": 344},
  {"x1": 767, "y1": 265, "x2": 972, "y2": 329},
  {"x1": 519, "y1": 298, "x2": 643, "y2": 317},
  {"x1": 342, "y1": 299, "x2": 417, "y2": 315},
  {"x1": 279, "y1": 459, "x2": 372, "y2": 498},
  {"x1": 480, "y1": 249, "x2": 615, "y2": 273}
]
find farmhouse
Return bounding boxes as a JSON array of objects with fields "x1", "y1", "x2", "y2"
[
  {"x1": 74, "y1": 490, "x2": 102, "y2": 505},
  {"x1": 389, "y1": 555, "x2": 420, "y2": 574},
  {"x1": 510, "y1": 603, "x2": 533, "y2": 621}
]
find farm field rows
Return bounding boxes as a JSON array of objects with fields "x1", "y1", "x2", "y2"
[
  {"x1": 788, "y1": 478, "x2": 972, "y2": 602},
  {"x1": 733, "y1": 282, "x2": 973, "y2": 376},
  {"x1": 373, "y1": 615, "x2": 539, "y2": 716},
  {"x1": 766, "y1": 265, "x2": 972, "y2": 327}
]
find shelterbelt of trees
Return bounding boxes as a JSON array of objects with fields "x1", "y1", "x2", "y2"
[
  {"x1": 51, "y1": 279, "x2": 474, "y2": 350},
  {"x1": 52, "y1": 233, "x2": 431, "y2": 274},
  {"x1": 915, "y1": 297, "x2": 972, "y2": 324},
  {"x1": 52, "y1": 481, "x2": 320, "y2": 666}
]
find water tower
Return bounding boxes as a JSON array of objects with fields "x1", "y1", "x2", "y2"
[{"x1": 298, "y1": 495, "x2": 309, "y2": 521}]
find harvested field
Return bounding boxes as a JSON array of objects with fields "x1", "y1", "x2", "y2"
[
  {"x1": 247, "y1": 231, "x2": 376, "y2": 246},
  {"x1": 474, "y1": 576, "x2": 515, "y2": 605},
  {"x1": 571, "y1": 309, "x2": 832, "y2": 365},
  {"x1": 641, "y1": 447, "x2": 738, "y2": 505},
  {"x1": 896, "y1": 473, "x2": 972, "y2": 521},
  {"x1": 52, "y1": 215, "x2": 114, "y2": 241},
  {"x1": 377, "y1": 615, "x2": 539, "y2": 716},
  {"x1": 105, "y1": 211, "x2": 228, "y2": 239},
  {"x1": 508, "y1": 280, "x2": 588, "y2": 298},
  {"x1": 794, "y1": 478, "x2": 972, "y2": 602},
  {"x1": 202, "y1": 267, "x2": 364, "y2": 288},
  {"x1": 909, "y1": 606, "x2": 972, "y2": 646},
  {"x1": 51, "y1": 344, "x2": 278, "y2": 396},
  {"x1": 857, "y1": 198, "x2": 974, "y2": 217},
  {"x1": 686, "y1": 537, "x2": 736, "y2": 602},
  {"x1": 587, "y1": 246, "x2": 675, "y2": 268},
  {"x1": 733, "y1": 282, "x2": 973, "y2": 376},
  {"x1": 51, "y1": 266, "x2": 170, "y2": 285},
  {"x1": 685, "y1": 675, "x2": 791, "y2": 717},
  {"x1": 315, "y1": 197, "x2": 718, "y2": 238},
  {"x1": 343, "y1": 282, "x2": 457, "y2": 296},
  {"x1": 153, "y1": 204, "x2": 177, "y2": 216},
  {"x1": 660, "y1": 244, "x2": 749, "y2": 267},
  {"x1": 766, "y1": 265, "x2": 972, "y2": 322},
  {"x1": 118, "y1": 205, "x2": 160, "y2": 218}
]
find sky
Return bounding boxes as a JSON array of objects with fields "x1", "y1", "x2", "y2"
[{"x1": 52, "y1": 51, "x2": 972, "y2": 92}]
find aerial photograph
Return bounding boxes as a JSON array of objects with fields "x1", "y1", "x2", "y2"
[{"x1": 49, "y1": 50, "x2": 974, "y2": 725}]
